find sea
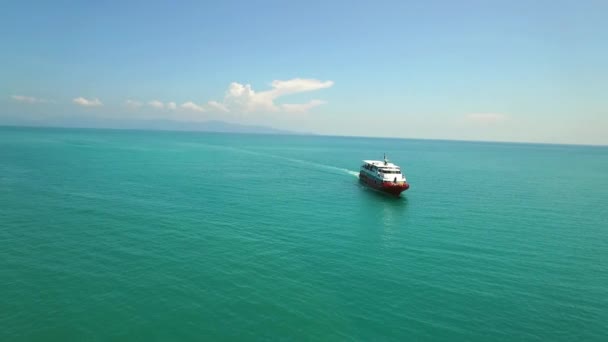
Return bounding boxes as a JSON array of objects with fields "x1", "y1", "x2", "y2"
[{"x1": 1, "y1": 126, "x2": 607, "y2": 341}]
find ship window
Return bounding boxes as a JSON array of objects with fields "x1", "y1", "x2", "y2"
[{"x1": 380, "y1": 170, "x2": 401, "y2": 174}]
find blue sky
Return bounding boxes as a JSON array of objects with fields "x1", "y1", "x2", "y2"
[{"x1": 1, "y1": 0, "x2": 607, "y2": 144}]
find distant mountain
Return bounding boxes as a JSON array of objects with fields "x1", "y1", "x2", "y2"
[
  {"x1": 1, "y1": 115, "x2": 306, "y2": 135},
  {"x1": 106, "y1": 119, "x2": 300, "y2": 135},
  {"x1": 166, "y1": 120, "x2": 299, "y2": 135}
]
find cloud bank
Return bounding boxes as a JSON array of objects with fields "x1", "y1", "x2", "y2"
[
  {"x1": 73, "y1": 97, "x2": 102, "y2": 107},
  {"x1": 11, "y1": 95, "x2": 48, "y2": 103},
  {"x1": 148, "y1": 100, "x2": 165, "y2": 109},
  {"x1": 14, "y1": 78, "x2": 333, "y2": 116},
  {"x1": 280, "y1": 99, "x2": 326, "y2": 113},
  {"x1": 118, "y1": 78, "x2": 332, "y2": 115},
  {"x1": 181, "y1": 101, "x2": 205, "y2": 112},
  {"x1": 221, "y1": 78, "x2": 333, "y2": 113},
  {"x1": 125, "y1": 99, "x2": 143, "y2": 108},
  {"x1": 207, "y1": 100, "x2": 228, "y2": 113},
  {"x1": 125, "y1": 99, "x2": 203, "y2": 112}
]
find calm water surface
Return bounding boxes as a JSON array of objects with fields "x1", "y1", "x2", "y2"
[{"x1": 1, "y1": 127, "x2": 607, "y2": 341}]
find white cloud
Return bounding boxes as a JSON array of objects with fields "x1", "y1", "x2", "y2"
[
  {"x1": 207, "y1": 100, "x2": 229, "y2": 112},
  {"x1": 113, "y1": 77, "x2": 332, "y2": 115},
  {"x1": 73, "y1": 97, "x2": 102, "y2": 107},
  {"x1": 224, "y1": 82, "x2": 270, "y2": 112},
  {"x1": 268, "y1": 79, "x2": 334, "y2": 97},
  {"x1": 281, "y1": 100, "x2": 327, "y2": 113},
  {"x1": 281, "y1": 100, "x2": 326, "y2": 113},
  {"x1": 217, "y1": 78, "x2": 333, "y2": 113},
  {"x1": 148, "y1": 100, "x2": 165, "y2": 109},
  {"x1": 125, "y1": 99, "x2": 207, "y2": 112},
  {"x1": 11, "y1": 95, "x2": 48, "y2": 104},
  {"x1": 125, "y1": 99, "x2": 143, "y2": 108},
  {"x1": 181, "y1": 101, "x2": 205, "y2": 112},
  {"x1": 466, "y1": 113, "x2": 507, "y2": 123}
]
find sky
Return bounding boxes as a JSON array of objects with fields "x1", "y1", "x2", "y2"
[{"x1": 1, "y1": 0, "x2": 607, "y2": 145}]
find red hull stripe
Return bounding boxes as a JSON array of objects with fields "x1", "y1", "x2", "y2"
[{"x1": 359, "y1": 172, "x2": 409, "y2": 195}]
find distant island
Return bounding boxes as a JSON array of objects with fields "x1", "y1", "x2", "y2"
[
  {"x1": 0, "y1": 117, "x2": 305, "y2": 135},
  {"x1": 117, "y1": 119, "x2": 302, "y2": 135}
]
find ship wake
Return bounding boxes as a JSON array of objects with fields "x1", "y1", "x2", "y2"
[{"x1": 196, "y1": 143, "x2": 359, "y2": 178}]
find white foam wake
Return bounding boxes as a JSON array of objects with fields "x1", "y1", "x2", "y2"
[
  {"x1": 268, "y1": 154, "x2": 360, "y2": 178},
  {"x1": 345, "y1": 170, "x2": 360, "y2": 178},
  {"x1": 194, "y1": 143, "x2": 359, "y2": 178}
]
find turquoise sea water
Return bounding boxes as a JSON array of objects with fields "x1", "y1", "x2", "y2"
[{"x1": 1, "y1": 126, "x2": 607, "y2": 341}]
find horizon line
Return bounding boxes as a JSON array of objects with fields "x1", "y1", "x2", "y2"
[{"x1": 1, "y1": 123, "x2": 606, "y2": 148}]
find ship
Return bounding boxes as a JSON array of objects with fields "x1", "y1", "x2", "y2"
[{"x1": 359, "y1": 154, "x2": 410, "y2": 196}]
